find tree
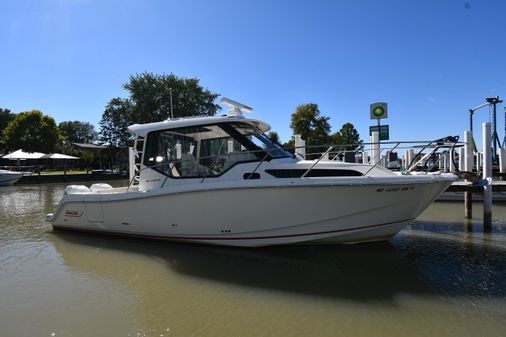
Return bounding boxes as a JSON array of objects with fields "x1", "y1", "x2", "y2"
[
  {"x1": 289, "y1": 103, "x2": 331, "y2": 153},
  {"x1": 125, "y1": 72, "x2": 220, "y2": 122},
  {"x1": 1, "y1": 110, "x2": 60, "y2": 153},
  {"x1": 0, "y1": 108, "x2": 16, "y2": 152},
  {"x1": 267, "y1": 131, "x2": 280, "y2": 144},
  {"x1": 337, "y1": 123, "x2": 361, "y2": 150},
  {"x1": 99, "y1": 72, "x2": 221, "y2": 148},
  {"x1": 0, "y1": 108, "x2": 16, "y2": 133},
  {"x1": 59, "y1": 121, "x2": 97, "y2": 144},
  {"x1": 80, "y1": 150, "x2": 94, "y2": 174},
  {"x1": 99, "y1": 98, "x2": 135, "y2": 148}
]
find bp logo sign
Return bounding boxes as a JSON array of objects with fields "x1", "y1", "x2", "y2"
[{"x1": 370, "y1": 102, "x2": 388, "y2": 119}]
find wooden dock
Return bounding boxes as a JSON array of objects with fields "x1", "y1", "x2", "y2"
[{"x1": 446, "y1": 180, "x2": 506, "y2": 193}]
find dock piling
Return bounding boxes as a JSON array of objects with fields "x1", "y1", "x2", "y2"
[
  {"x1": 362, "y1": 151, "x2": 368, "y2": 164},
  {"x1": 483, "y1": 122, "x2": 492, "y2": 229},
  {"x1": 459, "y1": 148, "x2": 465, "y2": 170},
  {"x1": 499, "y1": 148, "x2": 506, "y2": 173},
  {"x1": 464, "y1": 131, "x2": 474, "y2": 218},
  {"x1": 464, "y1": 131, "x2": 474, "y2": 172},
  {"x1": 371, "y1": 131, "x2": 380, "y2": 165},
  {"x1": 449, "y1": 149, "x2": 455, "y2": 172}
]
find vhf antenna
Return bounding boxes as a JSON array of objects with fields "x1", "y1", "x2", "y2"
[{"x1": 169, "y1": 88, "x2": 174, "y2": 120}]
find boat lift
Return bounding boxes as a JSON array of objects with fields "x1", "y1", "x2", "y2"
[{"x1": 468, "y1": 96, "x2": 503, "y2": 162}]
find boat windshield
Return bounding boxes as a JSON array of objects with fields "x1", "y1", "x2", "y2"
[
  {"x1": 143, "y1": 122, "x2": 291, "y2": 179},
  {"x1": 223, "y1": 123, "x2": 292, "y2": 159}
]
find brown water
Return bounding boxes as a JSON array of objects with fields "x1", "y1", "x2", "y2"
[{"x1": 1, "y1": 182, "x2": 506, "y2": 337}]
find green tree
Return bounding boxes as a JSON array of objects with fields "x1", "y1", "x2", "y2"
[
  {"x1": 125, "y1": 72, "x2": 220, "y2": 122},
  {"x1": 289, "y1": 104, "x2": 331, "y2": 156},
  {"x1": 0, "y1": 108, "x2": 16, "y2": 133},
  {"x1": 99, "y1": 98, "x2": 135, "y2": 148},
  {"x1": 267, "y1": 131, "x2": 280, "y2": 144},
  {"x1": 80, "y1": 150, "x2": 94, "y2": 174},
  {"x1": 1, "y1": 110, "x2": 60, "y2": 153},
  {"x1": 1, "y1": 108, "x2": 16, "y2": 152},
  {"x1": 282, "y1": 138, "x2": 295, "y2": 154},
  {"x1": 99, "y1": 72, "x2": 221, "y2": 148},
  {"x1": 337, "y1": 123, "x2": 361, "y2": 150},
  {"x1": 59, "y1": 121, "x2": 97, "y2": 144}
]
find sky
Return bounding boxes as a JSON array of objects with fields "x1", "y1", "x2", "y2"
[{"x1": 1, "y1": 0, "x2": 505, "y2": 144}]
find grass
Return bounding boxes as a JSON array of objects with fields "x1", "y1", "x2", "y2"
[{"x1": 40, "y1": 170, "x2": 89, "y2": 175}]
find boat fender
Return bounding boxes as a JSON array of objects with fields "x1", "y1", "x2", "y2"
[
  {"x1": 90, "y1": 183, "x2": 114, "y2": 192},
  {"x1": 64, "y1": 185, "x2": 91, "y2": 195}
]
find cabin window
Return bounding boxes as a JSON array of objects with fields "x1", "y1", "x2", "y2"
[{"x1": 143, "y1": 122, "x2": 285, "y2": 178}]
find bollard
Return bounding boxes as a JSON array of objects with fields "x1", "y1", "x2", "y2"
[
  {"x1": 483, "y1": 123, "x2": 492, "y2": 230},
  {"x1": 371, "y1": 131, "x2": 380, "y2": 165}
]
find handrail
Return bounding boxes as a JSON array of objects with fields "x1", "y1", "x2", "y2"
[
  {"x1": 126, "y1": 136, "x2": 463, "y2": 191},
  {"x1": 405, "y1": 136, "x2": 460, "y2": 173},
  {"x1": 363, "y1": 142, "x2": 401, "y2": 176},
  {"x1": 246, "y1": 149, "x2": 273, "y2": 180},
  {"x1": 301, "y1": 146, "x2": 334, "y2": 178}
]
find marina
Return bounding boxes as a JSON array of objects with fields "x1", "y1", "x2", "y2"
[
  {"x1": 1, "y1": 181, "x2": 505, "y2": 336},
  {"x1": 1, "y1": 2, "x2": 506, "y2": 335}
]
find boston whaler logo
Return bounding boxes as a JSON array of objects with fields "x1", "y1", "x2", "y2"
[{"x1": 64, "y1": 210, "x2": 83, "y2": 217}]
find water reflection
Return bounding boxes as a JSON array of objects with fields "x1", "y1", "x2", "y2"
[
  {"x1": 51, "y1": 226, "x2": 506, "y2": 302},
  {"x1": 2, "y1": 183, "x2": 506, "y2": 336}
]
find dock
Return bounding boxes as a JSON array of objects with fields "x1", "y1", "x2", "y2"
[
  {"x1": 446, "y1": 180, "x2": 506, "y2": 193},
  {"x1": 16, "y1": 171, "x2": 125, "y2": 185}
]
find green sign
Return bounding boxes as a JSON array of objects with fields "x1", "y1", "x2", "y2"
[
  {"x1": 370, "y1": 102, "x2": 388, "y2": 119},
  {"x1": 369, "y1": 125, "x2": 390, "y2": 140}
]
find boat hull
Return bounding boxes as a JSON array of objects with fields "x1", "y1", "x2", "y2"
[
  {"x1": 0, "y1": 171, "x2": 23, "y2": 186},
  {"x1": 49, "y1": 179, "x2": 453, "y2": 247}
]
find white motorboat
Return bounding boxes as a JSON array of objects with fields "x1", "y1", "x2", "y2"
[
  {"x1": 46, "y1": 98, "x2": 456, "y2": 247},
  {"x1": 0, "y1": 169, "x2": 23, "y2": 186}
]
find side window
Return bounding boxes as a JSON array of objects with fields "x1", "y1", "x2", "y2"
[
  {"x1": 143, "y1": 123, "x2": 265, "y2": 179},
  {"x1": 144, "y1": 130, "x2": 201, "y2": 178}
]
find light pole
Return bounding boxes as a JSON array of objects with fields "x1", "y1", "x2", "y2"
[{"x1": 468, "y1": 96, "x2": 503, "y2": 162}]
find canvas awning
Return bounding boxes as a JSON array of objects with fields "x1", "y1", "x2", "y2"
[
  {"x1": 1, "y1": 150, "x2": 80, "y2": 160},
  {"x1": 2, "y1": 149, "x2": 46, "y2": 160},
  {"x1": 41, "y1": 153, "x2": 80, "y2": 160}
]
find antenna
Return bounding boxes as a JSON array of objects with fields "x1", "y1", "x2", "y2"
[
  {"x1": 220, "y1": 97, "x2": 253, "y2": 117},
  {"x1": 169, "y1": 88, "x2": 174, "y2": 120}
]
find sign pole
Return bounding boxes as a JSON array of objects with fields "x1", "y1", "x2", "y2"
[{"x1": 370, "y1": 102, "x2": 388, "y2": 165}]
